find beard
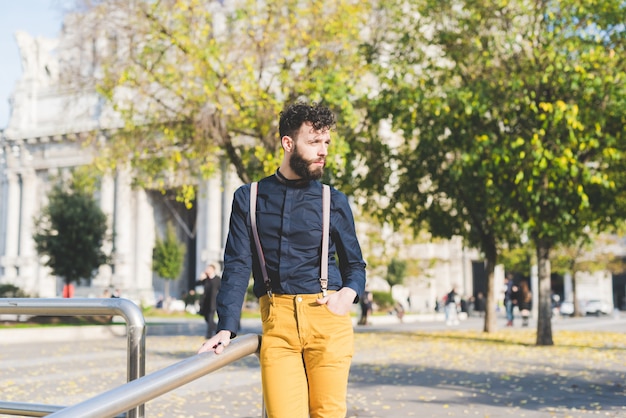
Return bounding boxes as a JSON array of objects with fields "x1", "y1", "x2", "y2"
[{"x1": 289, "y1": 144, "x2": 324, "y2": 181}]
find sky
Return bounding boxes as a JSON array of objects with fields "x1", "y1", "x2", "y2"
[{"x1": 0, "y1": 1, "x2": 67, "y2": 129}]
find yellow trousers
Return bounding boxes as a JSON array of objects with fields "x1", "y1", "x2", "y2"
[{"x1": 259, "y1": 293, "x2": 354, "y2": 418}]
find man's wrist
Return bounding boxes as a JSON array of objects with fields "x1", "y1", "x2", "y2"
[{"x1": 340, "y1": 287, "x2": 357, "y2": 302}]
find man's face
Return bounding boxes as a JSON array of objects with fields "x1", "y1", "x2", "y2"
[{"x1": 288, "y1": 122, "x2": 330, "y2": 180}]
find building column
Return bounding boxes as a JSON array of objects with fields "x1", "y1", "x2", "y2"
[
  {"x1": 222, "y1": 165, "x2": 240, "y2": 248},
  {"x1": 0, "y1": 156, "x2": 9, "y2": 277},
  {"x1": 221, "y1": 165, "x2": 241, "y2": 267},
  {"x1": 93, "y1": 173, "x2": 115, "y2": 289},
  {"x1": 195, "y1": 179, "x2": 208, "y2": 278},
  {"x1": 494, "y1": 263, "x2": 505, "y2": 311},
  {"x1": 563, "y1": 272, "x2": 573, "y2": 302},
  {"x1": 111, "y1": 169, "x2": 132, "y2": 289},
  {"x1": 2, "y1": 171, "x2": 21, "y2": 279},
  {"x1": 531, "y1": 264, "x2": 539, "y2": 319},
  {"x1": 132, "y1": 188, "x2": 155, "y2": 304},
  {"x1": 19, "y1": 170, "x2": 51, "y2": 296},
  {"x1": 195, "y1": 174, "x2": 223, "y2": 277}
]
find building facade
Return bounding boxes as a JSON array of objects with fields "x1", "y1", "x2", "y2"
[{"x1": 0, "y1": 29, "x2": 237, "y2": 306}]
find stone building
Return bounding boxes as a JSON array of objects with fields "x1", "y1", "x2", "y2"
[{"x1": 0, "y1": 28, "x2": 237, "y2": 306}]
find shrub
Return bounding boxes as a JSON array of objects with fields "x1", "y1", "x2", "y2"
[
  {"x1": 372, "y1": 291, "x2": 395, "y2": 311},
  {"x1": 0, "y1": 284, "x2": 29, "y2": 298}
]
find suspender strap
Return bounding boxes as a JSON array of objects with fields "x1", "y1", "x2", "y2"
[
  {"x1": 250, "y1": 182, "x2": 272, "y2": 297},
  {"x1": 320, "y1": 184, "x2": 330, "y2": 296},
  {"x1": 250, "y1": 182, "x2": 331, "y2": 298}
]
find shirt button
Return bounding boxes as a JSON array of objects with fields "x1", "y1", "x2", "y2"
[{"x1": 297, "y1": 297, "x2": 302, "y2": 303}]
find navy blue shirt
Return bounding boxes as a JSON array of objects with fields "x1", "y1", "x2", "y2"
[{"x1": 216, "y1": 172, "x2": 367, "y2": 335}]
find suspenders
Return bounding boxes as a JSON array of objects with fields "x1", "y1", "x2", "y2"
[
  {"x1": 250, "y1": 182, "x2": 331, "y2": 298},
  {"x1": 250, "y1": 182, "x2": 271, "y2": 296}
]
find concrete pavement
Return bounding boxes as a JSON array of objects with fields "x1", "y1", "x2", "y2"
[{"x1": 1, "y1": 312, "x2": 625, "y2": 417}]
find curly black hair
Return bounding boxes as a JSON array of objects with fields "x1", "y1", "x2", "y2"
[{"x1": 279, "y1": 102, "x2": 336, "y2": 139}]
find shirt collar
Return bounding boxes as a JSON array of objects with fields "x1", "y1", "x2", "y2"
[{"x1": 275, "y1": 169, "x2": 312, "y2": 188}]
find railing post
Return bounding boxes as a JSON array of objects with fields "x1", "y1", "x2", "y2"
[{"x1": 0, "y1": 298, "x2": 146, "y2": 418}]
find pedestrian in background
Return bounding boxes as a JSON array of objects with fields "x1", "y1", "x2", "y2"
[
  {"x1": 358, "y1": 287, "x2": 373, "y2": 325},
  {"x1": 445, "y1": 286, "x2": 460, "y2": 326},
  {"x1": 197, "y1": 263, "x2": 221, "y2": 338},
  {"x1": 475, "y1": 292, "x2": 486, "y2": 317},
  {"x1": 504, "y1": 273, "x2": 518, "y2": 327},
  {"x1": 518, "y1": 280, "x2": 532, "y2": 327}
]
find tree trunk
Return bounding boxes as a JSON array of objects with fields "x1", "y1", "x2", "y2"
[
  {"x1": 164, "y1": 280, "x2": 172, "y2": 311},
  {"x1": 483, "y1": 241, "x2": 497, "y2": 333},
  {"x1": 535, "y1": 241, "x2": 554, "y2": 345},
  {"x1": 572, "y1": 274, "x2": 583, "y2": 317}
]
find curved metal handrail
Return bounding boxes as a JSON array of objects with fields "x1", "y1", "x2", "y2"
[
  {"x1": 47, "y1": 334, "x2": 262, "y2": 418},
  {"x1": 0, "y1": 401, "x2": 64, "y2": 418},
  {"x1": 0, "y1": 401, "x2": 125, "y2": 418},
  {"x1": 0, "y1": 298, "x2": 146, "y2": 417}
]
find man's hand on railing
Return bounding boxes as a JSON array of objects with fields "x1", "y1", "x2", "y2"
[{"x1": 198, "y1": 330, "x2": 232, "y2": 354}]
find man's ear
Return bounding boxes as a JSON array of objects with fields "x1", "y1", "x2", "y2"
[{"x1": 281, "y1": 135, "x2": 294, "y2": 152}]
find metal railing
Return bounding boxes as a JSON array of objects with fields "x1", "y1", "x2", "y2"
[
  {"x1": 0, "y1": 401, "x2": 126, "y2": 418},
  {"x1": 47, "y1": 333, "x2": 262, "y2": 418},
  {"x1": 0, "y1": 298, "x2": 146, "y2": 418}
]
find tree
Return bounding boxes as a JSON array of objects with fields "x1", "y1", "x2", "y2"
[
  {"x1": 33, "y1": 171, "x2": 110, "y2": 294},
  {"x1": 0, "y1": 284, "x2": 29, "y2": 298},
  {"x1": 482, "y1": 0, "x2": 626, "y2": 344},
  {"x1": 357, "y1": 0, "x2": 626, "y2": 344},
  {"x1": 357, "y1": 0, "x2": 522, "y2": 333},
  {"x1": 62, "y1": 0, "x2": 374, "y2": 205},
  {"x1": 500, "y1": 243, "x2": 535, "y2": 279},
  {"x1": 152, "y1": 222, "x2": 186, "y2": 306},
  {"x1": 386, "y1": 258, "x2": 407, "y2": 287}
]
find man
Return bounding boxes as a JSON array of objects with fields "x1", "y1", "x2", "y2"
[
  {"x1": 504, "y1": 273, "x2": 518, "y2": 327},
  {"x1": 445, "y1": 286, "x2": 459, "y2": 326},
  {"x1": 197, "y1": 263, "x2": 221, "y2": 338},
  {"x1": 358, "y1": 287, "x2": 373, "y2": 325},
  {"x1": 198, "y1": 102, "x2": 366, "y2": 418}
]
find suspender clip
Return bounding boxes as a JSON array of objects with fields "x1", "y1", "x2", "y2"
[{"x1": 320, "y1": 278, "x2": 328, "y2": 297}]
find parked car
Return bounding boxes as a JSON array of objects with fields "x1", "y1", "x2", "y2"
[
  {"x1": 584, "y1": 300, "x2": 613, "y2": 316},
  {"x1": 559, "y1": 300, "x2": 613, "y2": 316},
  {"x1": 559, "y1": 301, "x2": 574, "y2": 316}
]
